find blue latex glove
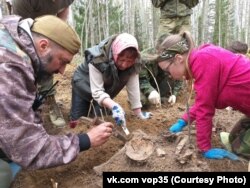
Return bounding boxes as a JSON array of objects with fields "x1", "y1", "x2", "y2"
[
  {"x1": 112, "y1": 104, "x2": 126, "y2": 126},
  {"x1": 169, "y1": 119, "x2": 187, "y2": 133},
  {"x1": 203, "y1": 148, "x2": 238, "y2": 160},
  {"x1": 137, "y1": 112, "x2": 152, "y2": 119},
  {"x1": 9, "y1": 162, "x2": 22, "y2": 179}
]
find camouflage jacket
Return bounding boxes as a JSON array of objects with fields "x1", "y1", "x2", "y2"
[
  {"x1": 229, "y1": 116, "x2": 250, "y2": 159},
  {"x1": 151, "y1": 0, "x2": 199, "y2": 18},
  {"x1": 0, "y1": 16, "x2": 80, "y2": 170},
  {"x1": 139, "y1": 47, "x2": 183, "y2": 97}
]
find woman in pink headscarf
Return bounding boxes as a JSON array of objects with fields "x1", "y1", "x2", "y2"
[{"x1": 70, "y1": 33, "x2": 152, "y2": 130}]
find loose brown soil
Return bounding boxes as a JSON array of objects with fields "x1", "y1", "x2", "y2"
[{"x1": 11, "y1": 56, "x2": 249, "y2": 188}]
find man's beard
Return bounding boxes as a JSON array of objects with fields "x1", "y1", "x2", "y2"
[{"x1": 36, "y1": 53, "x2": 54, "y2": 84}]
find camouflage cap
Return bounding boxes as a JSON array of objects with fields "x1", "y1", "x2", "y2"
[
  {"x1": 31, "y1": 15, "x2": 81, "y2": 54},
  {"x1": 157, "y1": 31, "x2": 194, "y2": 62}
]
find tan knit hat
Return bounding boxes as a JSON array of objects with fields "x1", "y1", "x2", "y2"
[{"x1": 31, "y1": 15, "x2": 81, "y2": 54}]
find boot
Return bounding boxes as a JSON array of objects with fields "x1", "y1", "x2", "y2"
[{"x1": 47, "y1": 95, "x2": 66, "y2": 128}]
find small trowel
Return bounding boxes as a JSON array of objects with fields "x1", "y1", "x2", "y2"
[{"x1": 121, "y1": 123, "x2": 130, "y2": 136}]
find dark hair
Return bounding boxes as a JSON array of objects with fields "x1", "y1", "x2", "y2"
[
  {"x1": 226, "y1": 41, "x2": 248, "y2": 54},
  {"x1": 118, "y1": 47, "x2": 139, "y2": 59}
]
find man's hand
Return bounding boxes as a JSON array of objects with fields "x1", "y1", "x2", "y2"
[
  {"x1": 148, "y1": 90, "x2": 160, "y2": 105},
  {"x1": 203, "y1": 148, "x2": 238, "y2": 160},
  {"x1": 87, "y1": 122, "x2": 114, "y2": 147},
  {"x1": 111, "y1": 104, "x2": 126, "y2": 126},
  {"x1": 169, "y1": 119, "x2": 187, "y2": 133},
  {"x1": 168, "y1": 95, "x2": 176, "y2": 104}
]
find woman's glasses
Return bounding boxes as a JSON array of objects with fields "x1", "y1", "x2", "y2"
[{"x1": 164, "y1": 62, "x2": 173, "y2": 72}]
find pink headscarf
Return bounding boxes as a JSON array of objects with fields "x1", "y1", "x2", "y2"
[{"x1": 111, "y1": 33, "x2": 139, "y2": 62}]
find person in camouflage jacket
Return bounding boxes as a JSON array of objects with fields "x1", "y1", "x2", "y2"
[
  {"x1": 140, "y1": 49, "x2": 183, "y2": 106},
  {"x1": 0, "y1": 15, "x2": 113, "y2": 188},
  {"x1": 152, "y1": 0, "x2": 199, "y2": 38},
  {"x1": 139, "y1": 34, "x2": 183, "y2": 107},
  {"x1": 12, "y1": 0, "x2": 76, "y2": 128},
  {"x1": 149, "y1": 0, "x2": 198, "y2": 104}
]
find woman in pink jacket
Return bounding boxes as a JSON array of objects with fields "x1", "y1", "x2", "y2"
[{"x1": 157, "y1": 31, "x2": 250, "y2": 160}]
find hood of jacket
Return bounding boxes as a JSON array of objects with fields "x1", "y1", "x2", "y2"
[{"x1": 0, "y1": 15, "x2": 42, "y2": 81}]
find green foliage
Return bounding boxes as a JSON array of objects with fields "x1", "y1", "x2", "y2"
[
  {"x1": 212, "y1": 0, "x2": 229, "y2": 47},
  {"x1": 134, "y1": 10, "x2": 144, "y2": 50},
  {"x1": 197, "y1": 15, "x2": 202, "y2": 45},
  {"x1": 108, "y1": 5, "x2": 123, "y2": 35},
  {"x1": 212, "y1": 0, "x2": 220, "y2": 45},
  {"x1": 72, "y1": 0, "x2": 123, "y2": 49},
  {"x1": 72, "y1": 0, "x2": 250, "y2": 54},
  {"x1": 220, "y1": 0, "x2": 229, "y2": 47},
  {"x1": 72, "y1": 0, "x2": 85, "y2": 37}
]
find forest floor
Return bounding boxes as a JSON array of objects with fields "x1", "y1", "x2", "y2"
[{"x1": 11, "y1": 56, "x2": 249, "y2": 188}]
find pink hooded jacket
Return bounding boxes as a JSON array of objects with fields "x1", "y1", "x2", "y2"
[{"x1": 182, "y1": 44, "x2": 250, "y2": 152}]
